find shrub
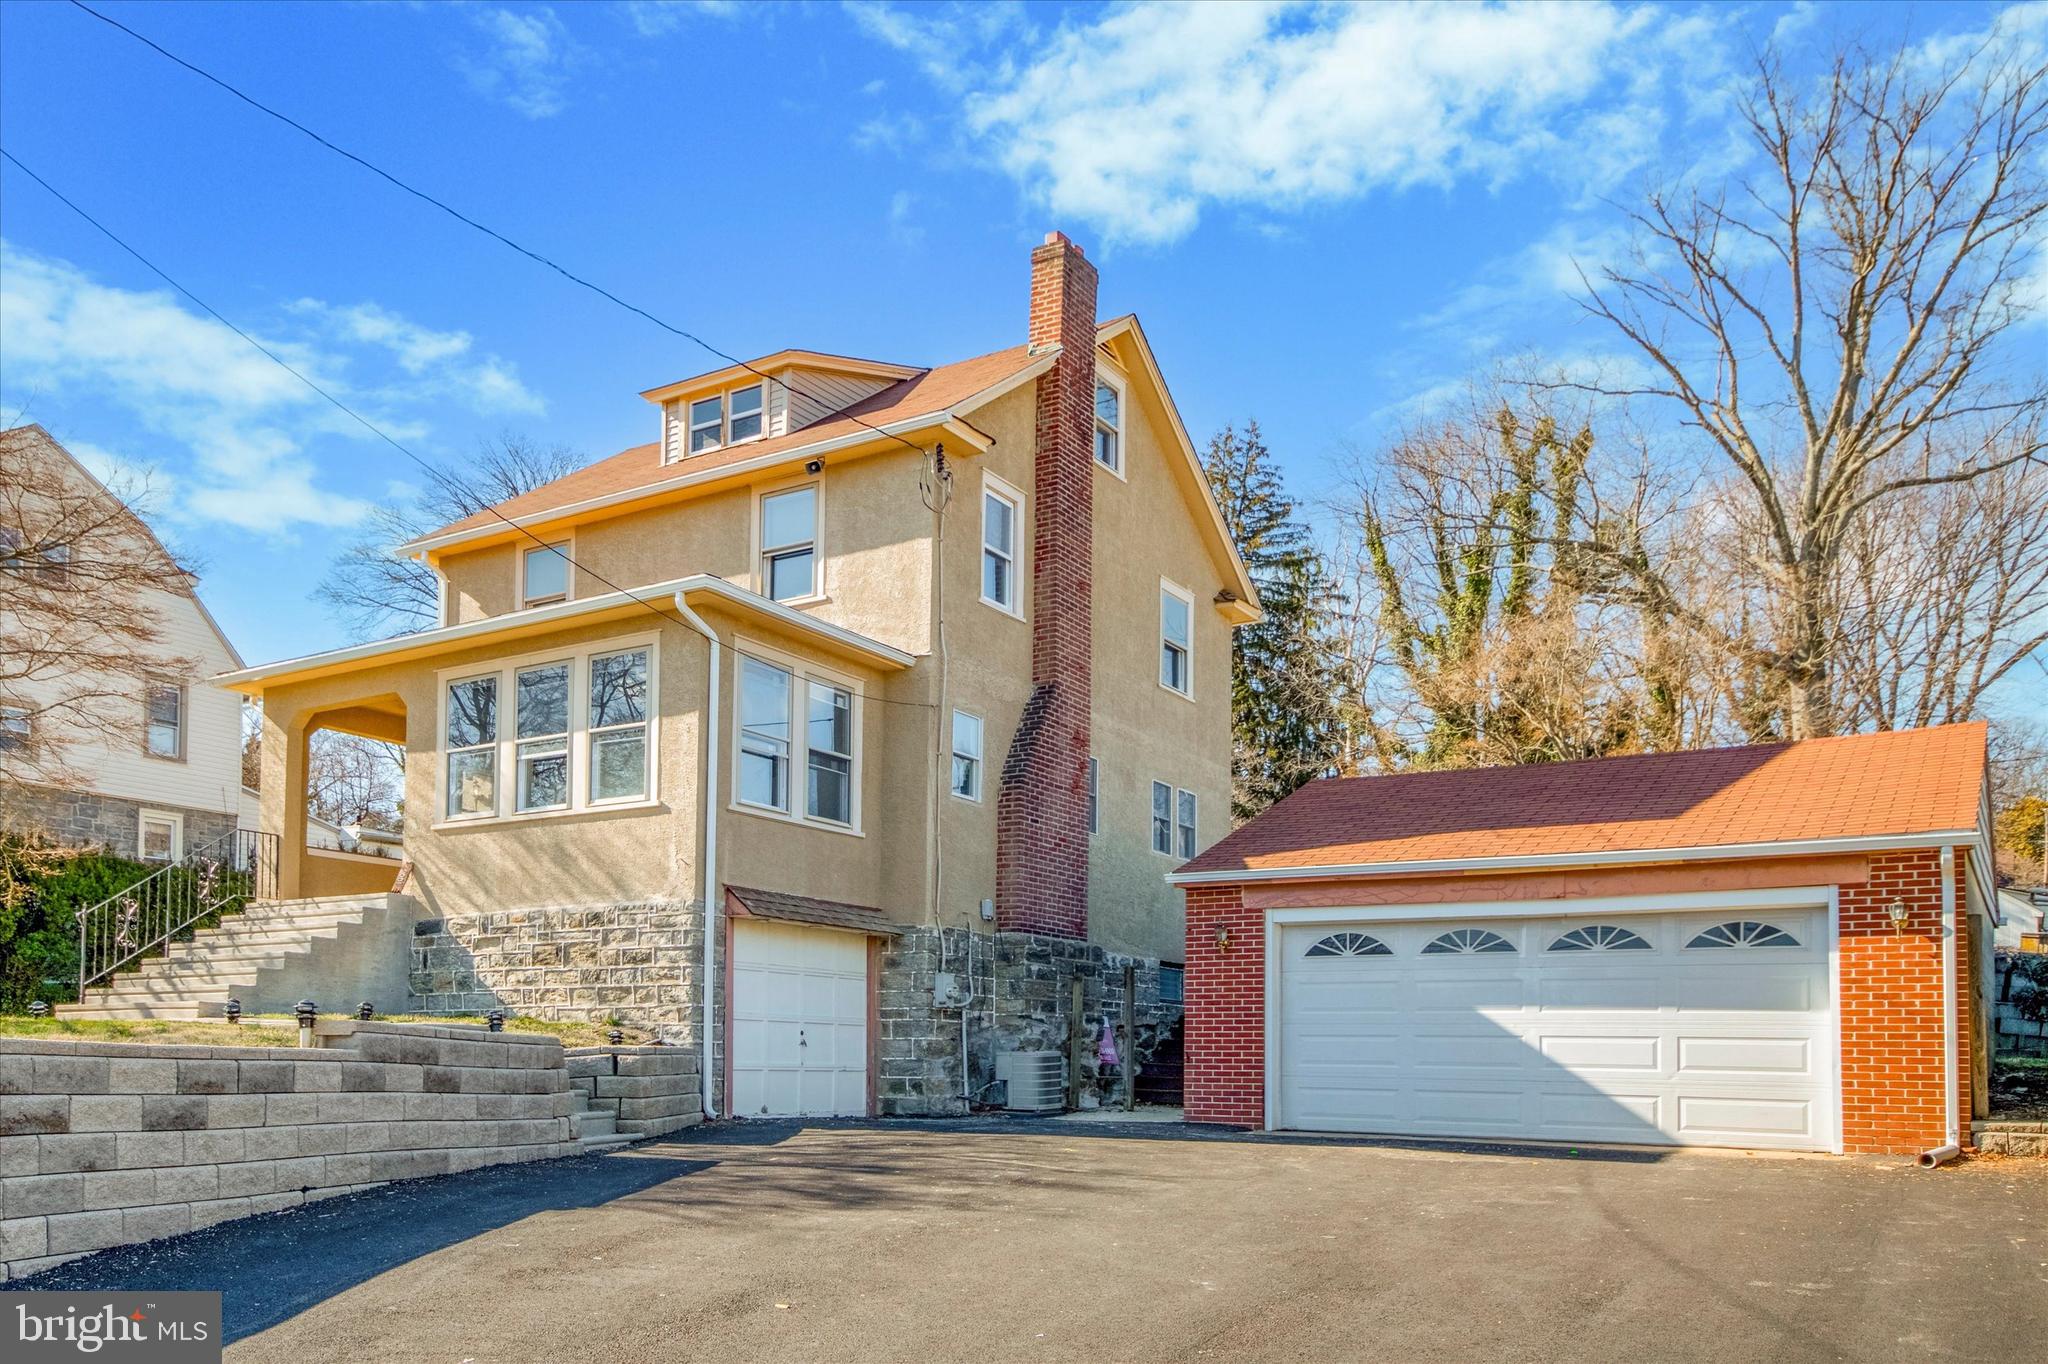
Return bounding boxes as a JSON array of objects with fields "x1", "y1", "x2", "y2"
[{"x1": 0, "y1": 836, "x2": 156, "y2": 1012}]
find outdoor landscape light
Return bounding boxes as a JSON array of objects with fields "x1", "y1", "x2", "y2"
[
  {"x1": 28, "y1": 1001, "x2": 48, "y2": 1018},
  {"x1": 608, "y1": 1028, "x2": 624, "y2": 1045},
  {"x1": 487, "y1": 1009, "x2": 505, "y2": 1033},
  {"x1": 224, "y1": 999, "x2": 242, "y2": 1024},
  {"x1": 358, "y1": 1001, "x2": 375, "y2": 1021},
  {"x1": 296, "y1": 1000, "x2": 318, "y2": 1048},
  {"x1": 1888, "y1": 899, "x2": 1911, "y2": 931}
]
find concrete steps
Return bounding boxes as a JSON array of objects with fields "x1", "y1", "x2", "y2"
[{"x1": 63, "y1": 893, "x2": 405, "y2": 1021}]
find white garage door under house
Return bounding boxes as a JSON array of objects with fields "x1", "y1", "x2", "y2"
[
  {"x1": 1272, "y1": 898, "x2": 1836, "y2": 1152},
  {"x1": 730, "y1": 919, "x2": 870, "y2": 1118}
]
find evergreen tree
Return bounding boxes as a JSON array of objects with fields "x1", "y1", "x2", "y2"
[{"x1": 1203, "y1": 421, "x2": 1341, "y2": 821}]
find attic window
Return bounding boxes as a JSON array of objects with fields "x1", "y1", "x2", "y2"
[
  {"x1": 1095, "y1": 380, "x2": 1122, "y2": 474},
  {"x1": 686, "y1": 383, "x2": 767, "y2": 455}
]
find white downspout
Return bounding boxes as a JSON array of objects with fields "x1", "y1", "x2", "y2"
[
  {"x1": 672, "y1": 591, "x2": 720, "y2": 1120},
  {"x1": 1919, "y1": 844, "x2": 1960, "y2": 1168}
]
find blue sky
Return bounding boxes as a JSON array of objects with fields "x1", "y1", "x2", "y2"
[{"x1": 0, "y1": 0, "x2": 2039, "y2": 696}]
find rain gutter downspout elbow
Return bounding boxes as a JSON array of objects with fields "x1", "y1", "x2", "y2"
[{"x1": 672, "y1": 590, "x2": 720, "y2": 1120}]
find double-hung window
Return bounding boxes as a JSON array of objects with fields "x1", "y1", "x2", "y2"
[
  {"x1": 729, "y1": 384, "x2": 765, "y2": 443},
  {"x1": 951, "y1": 710, "x2": 983, "y2": 801},
  {"x1": 1176, "y1": 788, "x2": 1197, "y2": 859},
  {"x1": 1160, "y1": 580, "x2": 1192, "y2": 696},
  {"x1": 521, "y1": 542, "x2": 570, "y2": 607},
  {"x1": 1095, "y1": 380, "x2": 1122, "y2": 474},
  {"x1": 760, "y1": 485, "x2": 819, "y2": 603},
  {"x1": 0, "y1": 704, "x2": 29, "y2": 754},
  {"x1": 1151, "y1": 781, "x2": 1173, "y2": 854},
  {"x1": 445, "y1": 675, "x2": 499, "y2": 818},
  {"x1": 981, "y1": 475, "x2": 1021, "y2": 614},
  {"x1": 587, "y1": 648, "x2": 650, "y2": 804},
  {"x1": 514, "y1": 662, "x2": 571, "y2": 812},
  {"x1": 688, "y1": 395, "x2": 724, "y2": 454},
  {"x1": 144, "y1": 683, "x2": 184, "y2": 760},
  {"x1": 687, "y1": 383, "x2": 767, "y2": 455},
  {"x1": 440, "y1": 638, "x2": 654, "y2": 822},
  {"x1": 1086, "y1": 757, "x2": 1099, "y2": 835},
  {"x1": 739, "y1": 658, "x2": 794, "y2": 812},
  {"x1": 139, "y1": 811, "x2": 181, "y2": 863},
  {"x1": 737, "y1": 650, "x2": 861, "y2": 829}
]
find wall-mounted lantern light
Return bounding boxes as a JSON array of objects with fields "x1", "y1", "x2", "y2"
[
  {"x1": 1214, "y1": 925, "x2": 1232, "y2": 952},
  {"x1": 1887, "y1": 899, "x2": 1911, "y2": 932}
]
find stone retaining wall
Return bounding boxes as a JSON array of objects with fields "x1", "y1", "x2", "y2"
[
  {"x1": 564, "y1": 1047, "x2": 701, "y2": 1137},
  {"x1": 1993, "y1": 953, "x2": 2046, "y2": 1057},
  {"x1": 1974, "y1": 1120, "x2": 2047, "y2": 1157},
  {"x1": 0, "y1": 1022, "x2": 694, "y2": 1281}
]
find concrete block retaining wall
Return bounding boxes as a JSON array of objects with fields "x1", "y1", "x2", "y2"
[
  {"x1": 0, "y1": 1022, "x2": 699, "y2": 1281},
  {"x1": 564, "y1": 1047, "x2": 702, "y2": 1138}
]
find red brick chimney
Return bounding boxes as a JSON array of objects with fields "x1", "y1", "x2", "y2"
[{"x1": 996, "y1": 232, "x2": 1098, "y2": 940}]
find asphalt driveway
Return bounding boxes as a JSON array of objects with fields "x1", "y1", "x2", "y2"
[{"x1": 12, "y1": 1120, "x2": 2047, "y2": 1363}]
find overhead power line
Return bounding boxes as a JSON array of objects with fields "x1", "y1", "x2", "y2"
[
  {"x1": 62, "y1": 0, "x2": 937, "y2": 464},
  {"x1": 0, "y1": 147, "x2": 937, "y2": 712}
]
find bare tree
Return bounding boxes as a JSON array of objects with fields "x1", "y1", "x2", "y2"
[
  {"x1": 241, "y1": 707, "x2": 403, "y2": 834},
  {"x1": 318, "y1": 432, "x2": 582, "y2": 639},
  {"x1": 0, "y1": 425, "x2": 197, "y2": 811},
  {"x1": 1573, "y1": 38, "x2": 2048, "y2": 736}
]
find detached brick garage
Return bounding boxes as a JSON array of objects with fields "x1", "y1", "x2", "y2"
[{"x1": 1171, "y1": 724, "x2": 1994, "y2": 1157}]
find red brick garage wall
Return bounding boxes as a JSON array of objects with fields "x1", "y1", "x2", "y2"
[{"x1": 1184, "y1": 850, "x2": 1974, "y2": 1153}]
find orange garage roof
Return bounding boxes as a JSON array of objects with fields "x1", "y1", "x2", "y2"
[{"x1": 1178, "y1": 723, "x2": 1988, "y2": 879}]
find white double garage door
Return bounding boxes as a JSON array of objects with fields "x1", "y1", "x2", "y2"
[{"x1": 1275, "y1": 902, "x2": 1835, "y2": 1151}]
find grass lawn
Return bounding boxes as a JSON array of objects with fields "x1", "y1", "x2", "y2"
[{"x1": 0, "y1": 1014, "x2": 656, "y2": 1049}]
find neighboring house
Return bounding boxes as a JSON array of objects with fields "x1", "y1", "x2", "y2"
[
  {"x1": 1171, "y1": 724, "x2": 1997, "y2": 1158},
  {"x1": 237, "y1": 784, "x2": 404, "y2": 857},
  {"x1": 210, "y1": 234, "x2": 1258, "y2": 1117},
  {"x1": 0, "y1": 426, "x2": 245, "y2": 864},
  {"x1": 1995, "y1": 885, "x2": 2046, "y2": 952}
]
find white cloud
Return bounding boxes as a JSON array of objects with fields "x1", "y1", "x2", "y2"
[
  {"x1": 460, "y1": 7, "x2": 576, "y2": 119},
  {"x1": 887, "y1": 190, "x2": 924, "y2": 247},
  {"x1": 1416, "y1": 222, "x2": 1635, "y2": 335},
  {"x1": 853, "y1": 112, "x2": 925, "y2": 153},
  {"x1": 0, "y1": 242, "x2": 543, "y2": 535},
  {"x1": 854, "y1": 0, "x2": 1685, "y2": 245},
  {"x1": 621, "y1": 0, "x2": 741, "y2": 37}
]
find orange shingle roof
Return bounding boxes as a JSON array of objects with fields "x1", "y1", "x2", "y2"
[
  {"x1": 421, "y1": 341, "x2": 1045, "y2": 542},
  {"x1": 1183, "y1": 723, "x2": 1988, "y2": 877}
]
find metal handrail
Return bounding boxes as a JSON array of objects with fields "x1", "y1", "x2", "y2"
[{"x1": 75, "y1": 828, "x2": 279, "y2": 996}]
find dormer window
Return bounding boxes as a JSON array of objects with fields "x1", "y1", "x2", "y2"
[{"x1": 687, "y1": 383, "x2": 768, "y2": 455}]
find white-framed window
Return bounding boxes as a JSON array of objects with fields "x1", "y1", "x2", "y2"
[
  {"x1": 1094, "y1": 377, "x2": 1123, "y2": 475},
  {"x1": 138, "y1": 810, "x2": 182, "y2": 864},
  {"x1": 587, "y1": 647, "x2": 650, "y2": 804},
  {"x1": 444, "y1": 673, "x2": 500, "y2": 820},
  {"x1": 520, "y1": 541, "x2": 571, "y2": 608},
  {"x1": 1176, "y1": 787, "x2": 1197, "y2": 859},
  {"x1": 437, "y1": 635, "x2": 658, "y2": 824},
  {"x1": 686, "y1": 383, "x2": 768, "y2": 455},
  {"x1": 981, "y1": 473, "x2": 1022, "y2": 615},
  {"x1": 0, "y1": 530, "x2": 69, "y2": 581},
  {"x1": 951, "y1": 710, "x2": 983, "y2": 802},
  {"x1": 1086, "y1": 756, "x2": 1099, "y2": 835},
  {"x1": 734, "y1": 643, "x2": 863, "y2": 832},
  {"x1": 1160, "y1": 579, "x2": 1193, "y2": 697},
  {"x1": 806, "y1": 680, "x2": 854, "y2": 825},
  {"x1": 144, "y1": 682, "x2": 185, "y2": 761},
  {"x1": 759, "y1": 483, "x2": 820, "y2": 603},
  {"x1": 513, "y1": 660, "x2": 571, "y2": 812},
  {"x1": 0, "y1": 703, "x2": 29, "y2": 755},
  {"x1": 738, "y1": 658, "x2": 792, "y2": 812},
  {"x1": 1151, "y1": 780, "x2": 1173, "y2": 855}
]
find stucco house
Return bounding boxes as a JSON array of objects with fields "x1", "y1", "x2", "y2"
[
  {"x1": 74, "y1": 234, "x2": 1258, "y2": 1120},
  {"x1": 1171, "y1": 723, "x2": 1996, "y2": 1157},
  {"x1": 0, "y1": 425, "x2": 245, "y2": 864}
]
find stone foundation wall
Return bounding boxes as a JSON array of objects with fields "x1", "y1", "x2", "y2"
[
  {"x1": 877, "y1": 926, "x2": 1181, "y2": 1117},
  {"x1": 0, "y1": 1021, "x2": 587, "y2": 1281},
  {"x1": 2, "y1": 785, "x2": 237, "y2": 861},
  {"x1": 409, "y1": 900, "x2": 705, "y2": 1042}
]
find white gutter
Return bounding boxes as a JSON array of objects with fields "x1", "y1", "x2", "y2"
[
  {"x1": 1921, "y1": 843, "x2": 1960, "y2": 1168},
  {"x1": 671, "y1": 591, "x2": 722, "y2": 1121},
  {"x1": 1166, "y1": 829, "x2": 1988, "y2": 886}
]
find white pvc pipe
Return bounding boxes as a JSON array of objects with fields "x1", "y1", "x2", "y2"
[
  {"x1": 1940, "y1": 845, "x2": 1957, "y2": 1155},
  {"x1": 672, "y1": 592, "x2": 721, "y2": 1120},
  {"x1": 1916, "y1": 1143, "x2": 1959, "y2": 1169}
]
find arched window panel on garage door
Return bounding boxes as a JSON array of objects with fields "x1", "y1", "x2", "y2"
[
  {"x1": 1420, "y1": 927, "x2": 1516, "y2": 955},
  {"x1": 1304, "y1": 931, "x2": 1392, "y2": 958},
  {"x1": 1548, "y1": 924, "x2": 1652, "y2": 952},
  {"x1": 1685, "y1": 920, "x2": 1800, "y2": 950}
]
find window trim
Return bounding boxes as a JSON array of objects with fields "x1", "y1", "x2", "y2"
[
  {"x1": 432, "y1": 632, "x2": 661, "y2": 829},
  {"x1": 753, "y1": 477, "x2": 825, "y2": 607},
  {"x1": 1093, "y1": 370, "x2": 1127, "y2": 480},
  {"x1": 950, "y1": 709, "x2": 984, "y2": 804},
  {"x1": 1159, "y1": 577, "x2": 1194, "y2": 700},
  {"x1": 1086, "y1": 756, "x2": 1099, "y2": 836},
  {"x1": 979, "y1": 471, "x2": 1025, "y2": 618},
  {"x1": 142, "y1": 681, "x2": 187, "y2": 762},
  {"x1": 726, "y1": 635, "x2": 865, "y2": 837},
  {"x1": 511, "y1": 658, "x2": 574, "y2": 814},
  {"x1": 804, "y1": 677, "x2": 856, "y2": 826},
  {"x1": 517, "y1": 536, "x2": 575, "y2": 609},
  {"x1": 137, "y1": 809, "x2": 183, "y2": 864},
  {"x1": 682, "y1": 382, "x2": 771, "y2": 457},
  {"x1": 1151, "y1": 780, "x2": 1174, "y2": 856}
]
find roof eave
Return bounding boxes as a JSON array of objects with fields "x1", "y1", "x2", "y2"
[{"x1": 1165, "y1": 829, "x2": 1991, "y2": 886}]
